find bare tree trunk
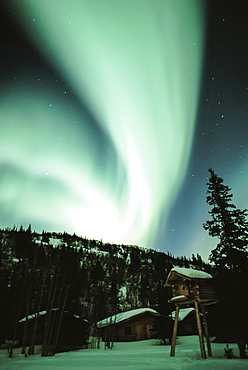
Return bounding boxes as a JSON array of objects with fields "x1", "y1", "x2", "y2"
[
  {"x1": 29, "y1": 252, "x2": 50, "y2": 355},
  {"x1": 237, "y1": 339, "x2": 247, "y2": 359},
  {"x1": 8, "y1": 266, "x2": 25, "y2": 358},
  {"x1": 42, "y1": 263, "x2": 59, "y2": 356},
  {"x1": 51, "y1": 282, "x2": 69, "y2": 355},
  {"x1": 21, "y1": 262, "x2": 34, "y2": 355},
  {"x1": 22, "y1": 244, "x2": 40, "y2": 355}
]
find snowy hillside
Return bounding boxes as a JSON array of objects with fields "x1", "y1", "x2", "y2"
[{"x1": 0, "y1": 336, "x2": 247, "y2": 370}]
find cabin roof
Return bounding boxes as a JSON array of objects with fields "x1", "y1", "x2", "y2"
[
  {"x1": 169, "y1": 307, "x2": 196, "y2": 321},
  {"x1": 97, "y1": 308, "x2": 158, "y2": 328},
  {"x1": 19, "y1": 309, "x2": 59, "y2": 322},
  {"x1": 19, "y1": 309, "x2": 85, "y2": 323},
  {"x1": 165, "y1": 267, "x2": 212, "y2": 286}
]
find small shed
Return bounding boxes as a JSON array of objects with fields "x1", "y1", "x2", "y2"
[
  {"x1": 18, "y1": 309, "x2": 88, "y2": 351},
  {"x1": 169, "y1": 307, "x2": 200, "y2": 336},
  {"x1": 165, "y1": 267, "x2": 218, "y2": 359},
  {"x1": 97, "y1": 308, "x2": 159, "y2": 342},
  {"x1": 165, "y1": 267, "x2": 218, "y2": 305}
]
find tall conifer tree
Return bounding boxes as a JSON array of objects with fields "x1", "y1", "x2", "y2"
[
  {"x1": 203, "y1": 168, "x2": 248, "y2": 358},
  {"x1": 203, "y1": 168, "x2": 248, "y2": 271}
]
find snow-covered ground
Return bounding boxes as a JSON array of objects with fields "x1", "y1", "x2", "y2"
[{"x1": 0, "y1": 336, "x2": 247, "y2": 370}]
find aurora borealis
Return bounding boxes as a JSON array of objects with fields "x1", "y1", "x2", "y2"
[{"x1": 1, "y1": 1, "x2": 248, "y2": 260}]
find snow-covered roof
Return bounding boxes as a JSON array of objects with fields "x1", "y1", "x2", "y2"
[
  {"x1": 170, "y1": 307, "x2": 195, "y2": 321},
  {"x1": 170, "y1": 267, "x2": 212, "y2": 280},
  {"x1": 19, "y1": 309, "x2": 59, "y2": 323},
  {"x1": 19, "y1": 309, "x2": 83, "y2": 323},
  {"x1": 170, "y1": 295, "x2": 187, "y2": 302},
  {"x1": 97, "y1": 308, "x2": 158, "y2": 328}
]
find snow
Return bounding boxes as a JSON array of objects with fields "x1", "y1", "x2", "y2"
[
  {"x1": 1, "y1": 336, "x2": 247, "y2": 369},
  {"x1": 19, "y1": 309, "x2": 59, "y2": 323},
  {"x1": 97, "y1": 308, "x2": 158, "y2": 328},
  {"x1": 171, "y1": 267, "x2": 213, "y2": 279},
  {"x1": 49, "y1": 238, "x2": 63, "y2": 247},
  {"x1": 170, "y1": 295, "x2": 187, "y2": 301},
  {"x1": 170, "y1": 307, "x2": 195, "y2": 321}
]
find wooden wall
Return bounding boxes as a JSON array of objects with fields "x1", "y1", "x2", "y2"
[{"x1": 101, "y1": 313, "x2": 157, "y2": 342}]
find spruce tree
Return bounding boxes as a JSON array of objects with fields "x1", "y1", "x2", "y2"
[
  {"x1": 203, "y1": 168, "x2": 248, "y2": 271},
  {"x1": 203, "y1": 168, "x2": 248, "y2": 358}
]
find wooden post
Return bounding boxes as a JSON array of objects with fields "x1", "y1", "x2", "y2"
[
  {"x1": 194, "y1": 300, "x2": 206, "y2": 359},
  {"x1": 201, "y1": 305, "x2": 212, "y2": 357},
  {"x1": 170, "y1": 305, "x2": 179, "y2": 356}
]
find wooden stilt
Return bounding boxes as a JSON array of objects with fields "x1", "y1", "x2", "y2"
[
  {"x1": 201, "y1": 305, "x2": 212, "y2": 357},
  {"x1": 194, "y1": 300, "x2": 206, "y2": 359},
  {"x1": 170, "y1": 305, "x2": 179, "y2": 356}
]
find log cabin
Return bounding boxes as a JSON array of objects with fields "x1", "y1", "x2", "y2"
[
  {"x1": 18, "y1": 309, "x2": 88, "y2": 352},
  {"x1": 165, "y1": 267, "x2": 218, "y2": 359},
  {"x1": 169, "y1": 307, "x2": 201, "y2": 336},
  {"x1": 97, "y1": 308, "x2": 159, "y2": 342},
  {"x1": 165, "y1": 267, "x2": 218, "y2": 305}
]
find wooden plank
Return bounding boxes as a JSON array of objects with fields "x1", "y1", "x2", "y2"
[
  {"x1": 170, "y1": 305, "x2": 179, "y2": 356},
  {"x1": 194, "y1": 300, "x2": 206, "y2": 359},
  {"x1": 201, "y1": 305, "x2": 212, "y2": 357}
]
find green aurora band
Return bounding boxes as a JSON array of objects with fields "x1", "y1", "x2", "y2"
[{"x1": 1, "y1": 1, "x2": 205, "y2": 249}]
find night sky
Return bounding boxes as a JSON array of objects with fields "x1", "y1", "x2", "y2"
[{"x1": 1, "y1": 0, "x2": 248, "y2": 260}]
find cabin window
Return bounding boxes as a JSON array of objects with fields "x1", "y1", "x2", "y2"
[{"x1": 125, "y1": 327, "x2": 132, "y2": 335}]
